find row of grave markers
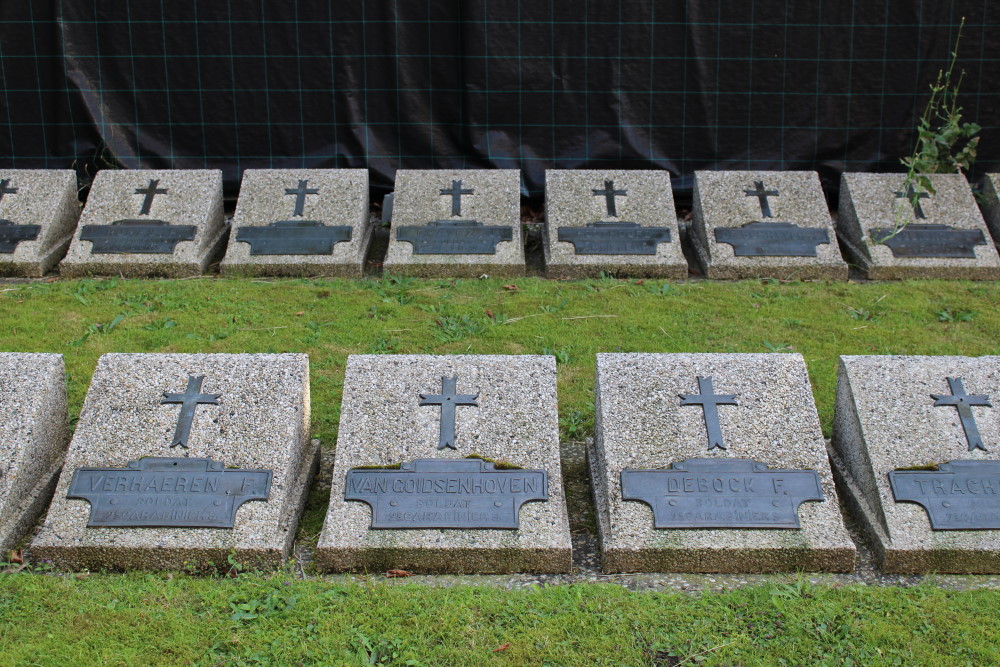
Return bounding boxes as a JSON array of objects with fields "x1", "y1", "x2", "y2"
[
  {"x1": 4, "y1": 351, "x2": 1000, "y2": 574},
  {"x1": 4, "y1": 168, "x2": 1000, "y2": 279}
]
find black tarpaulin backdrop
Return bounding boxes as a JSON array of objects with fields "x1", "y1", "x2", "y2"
[{"x1": 1, "y1": 2, "x2": 997, "y2": 200}]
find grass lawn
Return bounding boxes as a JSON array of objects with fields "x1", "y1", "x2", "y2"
[{"x1": 1, "y1": 275, "x2": 999, "y2": 665}]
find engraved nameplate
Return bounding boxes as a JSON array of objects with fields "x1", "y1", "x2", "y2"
[
  {"x1": 871, "y1": 224, "x2": 988, "y2": 258},
  {"x1": 0, "y1": 220, "x2": 40, "y2": 253},
  {"x1": 235, "y1": 220, "x2": 353, "y2": 255},
  {"x1": 715, "y1": 222, "x2": 830, "y2": 257},
  {"x1": 558, "y1": 222, "x2": 672, "y2": 255},
  {"x1": 67, "y1": 457, "x2": 272, "y2": 528},
  {"x1": 889, "y1": 460, "x2": 1000, "y2": 530},
  {"x1": 80, "y1": 220, "x2": 197, "y2": 254},
  {"x1": 621, "y1": 458, "x2": 824, "y2": 528},
  {"x1": 345, "y1": 458, "x2": 548, "y2": 529},
  {"x1": 396, "y1": 220, "x2": 513, "y2": 254}
]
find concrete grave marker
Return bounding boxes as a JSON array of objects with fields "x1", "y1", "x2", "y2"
[
  {"x1": 592, "y1": 353, "x2": 855, "y2": 573},
  {"x1": 543, "y1": 170, "x2": 685, "y2": 278},
  {"x1": 979, "y1": 173, "x2": 1000, "y2": 247},
  {"x1": 383, "y1": 170, "x2": 523, "y2": 277},
  {"x1": 221, "y1": 169, "x2": 372, "y2": 276},
  {"x1": 831, "y1": 355, "x2": 1000, "y2": 573},
  {"x1": 837, "y1": 173, "x2": 1000, "y2": 279},
  {"x1": 0, "y1": 170, "x2": 80, "y2": 277},
  {"x1": 61, "y1": 170, "x2": 226, "y2": 277},
  {"x1": 691, "y1": 171, "x2": 847, "y2": 280},
  {"x1": 316, "y1": 354, "x2": 571, "y2": 573},
  {"x1": 32, "y1": 353, "x2": 317, "y2": 570},
  {"x1": 0, "y1": 354, "x2": 68, "y2": 552}
]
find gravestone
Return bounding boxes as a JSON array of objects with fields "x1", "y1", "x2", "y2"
[
  {"x1": 61, "y1": 170, "x2": 226, "y2": 277},
  {"x1": 837, "y1": 173, "x2": 1000, "y2": 279},
  {"x1": 543, "y1": 170, "x2": 686, "y2": 278},
  {"x1": 980, "y1": 174, "x2": 1000, "y2": 246},
  {"x1": 32, "y1": 353, "x2": 318, "y2": 570},
  {"x1": 0, "y1": 354, "x2": 68, "y2": 551},
  {"x1": 221, "y1": 169, "x2": 372, "y2": 276},
  {"x1": 831, "y1": 355, "x2": 1000, "y2": 573},
  {"x1": 691, "y1": 171, "x2": 847, "y2": 280},
  {"x1": 592, "y1": 353, "x2": 855, "y2": 572},
  {"x1": 315, "y1": 354, "x2": 572, "y2": 573},
  {"x1": 0, "y1": 170, "x2": 80, "y2": 277},
  {"x1": 382, "y1": 170, "x2": 524, "y2": 277}
]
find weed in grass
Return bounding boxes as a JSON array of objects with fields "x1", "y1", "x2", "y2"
[
  {"x1": 434, "y1": 314, "x2": 486, "y2": 342},
  {"x1": 370, "y1": 337, "x2": 397, "y2": 353},
  {"x1": 228, "y1": 587, "x2": 298, "y2": 623},
  {"x1": 937, "y1": 308, "x2": 975, "y2": 322},
  {"x1": 846, "y1": 306, "x2": 873, "y2": 321},
  {"x1": 647, "y1": 282, "x2": 673, "y2": 296},
  {"x1": 347, "y1": 632, "x2": 426, "y2": 666},
  {"x1": 560, "y1": 409, "x2": 592, "y2": 441},
  {"x1": 539, "y1": 297, "x2": 570, "y2": 314},
  {"x1": 142, "y1": 317, "x2": 176, "y2": 331},
  {"x1": 763, "y1": 340, "x2": 793, "y2": 353},
  {"x1": 541, "y1": 345, "x2": 571, "y2": 364},
  {"x1": 67, "y1": 314, "x2": 126, "y2": 347}
]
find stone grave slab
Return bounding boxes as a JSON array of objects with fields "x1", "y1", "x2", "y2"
[
  {"x1": 0, "y1": 354, "x2": 68, "y2": 552},
  {"x1": 221, "y1": 169, "x2": 372, "y2": 276},
  {"x1": 691, "y1": 171, "x2": 847, "y2": 280},
  {"x1": 382, "y1": 170, "x2": 524, "y2": 277},
  {"x1": 543, "y1": 170, "x2": 686, "y2": 278},
  {"x1": 592, "y1": 353, "x2": 855, "y2": 573},
  {"x1": 979, "y1": 173, "x2": 1000, "y2": 246},
  {"x1": 61, "y1": 169, "x2": 226, "y2": 277},
  {"x1": 837, "y1": 173, "x2": 1000, "y2": 280},
  {"x1": 32, "y1": 353, "x2": 318, "y2": 570},
  {"x1": 831, "y1": 355, "x2": 1000, "y2": 573},
  {"x1": 315, "y1": 354, "x2": 571, "y2": 574},
  {"x1": 0, "y1": 170, "x2": 80, "y2": 277}
]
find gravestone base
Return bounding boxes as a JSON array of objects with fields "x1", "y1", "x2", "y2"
[
  {"x1": 315, "y1": 354, "x2": 572, "y2": 574},
  {"x1": 837, "y1": 173, "x2": 1000, "y2": 280},
  {"x1": 592, "y1": 353, "x2": 856, "y2": 573},
  {"x1": 61, "y1": 227, "x2": 229, "y2": 279},
  {"x1": 976, "y1": 173, "x2": 1000, "y2": 249},
  {"x1": 831, "y1": 355, "x2": 1000, "y2": 574},
  {"x1": 0, "y1": 170, "x2": 80, "y2": 277},
  {"x1": 379, "y1": 258, "x2": 525, "y2": 280},
  {"x1": 0, "y1": 353, "x2": 69, "y2": 552}
]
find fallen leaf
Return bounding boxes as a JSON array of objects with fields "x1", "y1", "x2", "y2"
[
  {"x1": 7, "y1": 550, "x2": 23, "y2": 564},
  {"x1": 502, "y1": 284, "x2": 519, "y2": 291},
  {"x1": 633, "y1": 279, "x2": 645, "y2": 285},
  {"x1": 386, "y1": 569, "x2": 413, "y2": 578},
  {"x1": 485, "y1": 309, "x2": 494, "y2": 320},
  {"x1": 294, "y1": 311, "x2": 305, "y2": 316},
  {"x1": 493, "y1": 643, "x2": 510, "y2": 652}
]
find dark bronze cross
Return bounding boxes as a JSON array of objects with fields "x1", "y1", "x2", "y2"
[
  {"x1": 894, "y1": 182, "x2": 930, "y2": 219},
  {"x1": 135, "y1": 179, "x2": 168, "y2": 215},
  {"x1": 419, "y1": 376, "x2": 479, "y2": 450},
  {"x1": 744, "y1": 181, "x2": 779, "y2": 218},
  {"x1": 592, "y1": 180, "x2": 627, "y2": 217},
  {"x1": 0, "y1": 179, "x2": 18, "y2": 203},
  {"x1": 932, "y1": 377, "x2": 992, "y2": 451},
  {"x1": 680, "y1": 376, "x2": 739, "y2": 450},
  {"x1": 161, "y1": 375, "x2": 221, "y2": 449},
  {"x1": 285, "y1": 179, "x2": 320, "y2": 217},
  {"x1": 440, "y1": 180, "x2": 474, "y2": 217}
]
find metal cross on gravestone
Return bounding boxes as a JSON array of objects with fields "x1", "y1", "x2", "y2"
[
  {"x1": 744, "y1": 181, "x2": 779, "y2": 218},
  {"x1": 135, "y1": 179, "x2": 168, "y2": 215},
  {"x1": 679, "y1": 376, "x2": 739, "y2": 450},
  {"x1": 0, "y1": 178, "x2": 19, "y2": 203},
  {"x1": 161, "y1": 375, "x2": 222, "y2": 449},
  {"x1": 440, "y1": 180, "x2": 474, "y2": 217},
  {"x1": 894, "y1": 183, "x2": 930, "y2": 219},
  {"x1": 419, "y1": 376, "x2": 479, "y2": 450},
  {"x1": 285, "y1": 179, "x2": 320, "y2": 217},
  {"x1": 932, "y1": 377, "x2": 992, "y2": 452},
  {"x1": 592, "y1": 180, "x2": 627, "y2": 217}
]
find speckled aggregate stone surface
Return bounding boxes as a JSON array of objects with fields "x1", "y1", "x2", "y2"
[
  {"x1": 831, "y1": 355, "x2": 1000, "y2": 573},
  {"x1": 221, "y1": 169, "x2": 372, "y2": 276},
  {"x1": 543, "y1": 170, "x2": 686, "y2": 278},
  {"x1": 383, "y1": 170, "x2": 524, "y2": 277},
  {"x1": 32, "y1": 353, "x2": 316, "y2": 570},
  {"x1": 592, "y1": 353, "x2": 855, "y2": 573},
  {"x1": 61, "y1": 170, "x2": 226, "y2": 277},
  {"x1": 316, "y1": 355, "x2": 572, "y2": 574},
  {"x1": 690, "y1": 171, "x2": 846, "y2": 280},
  {"x1": 837, "y1": 173, "x2": 1000, "y2": 280},
  {"x1": 980, "y1": 174, "x2": 1000, "y2": 245},
  {"x1": 0, "y1": 354, "x2": 68, "y2": 551},
  {"x1": 0, "y1": 170, "x2": 80, "y2": 277}
]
